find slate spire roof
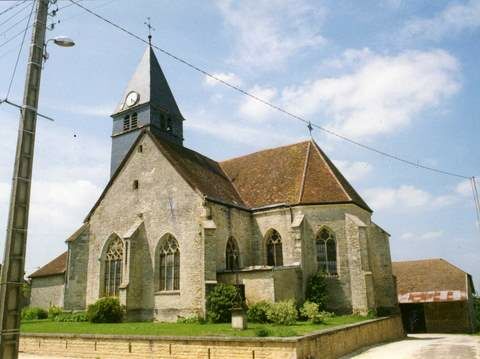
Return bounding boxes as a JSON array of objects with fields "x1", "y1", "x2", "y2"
[{"x1": 113, "y1": 46, "x2": 183, "y2": 118}]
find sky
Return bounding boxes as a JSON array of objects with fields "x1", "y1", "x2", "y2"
[{"x1": 0, "y1": 0, "x2": 479, "y2": 289}]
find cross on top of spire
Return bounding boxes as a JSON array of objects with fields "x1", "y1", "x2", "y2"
[{"x1": 144, "y1": 17, "x2": 155, "y2": 46}]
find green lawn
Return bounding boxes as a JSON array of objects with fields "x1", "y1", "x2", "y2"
[{"x1": 21, "y1": 315, "x2": 366, "y2": 337}]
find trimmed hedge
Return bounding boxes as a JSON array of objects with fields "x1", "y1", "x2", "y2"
[
  {"x1": 87, "y1": 297, "x2": 124, "y2": 323},
  {"x1": 305, "y1": 273, "x2": 328, "y2": 310},
  {"x1": 206, "y1": 284, "x2": 239, "y2": 323},
  {"x1": 247, "y1": 301, "x2": 271, "y2": 323},
  {"x1": 266, "y1": 300, "x2": 297, "y2": 325},
  {"x1": 21, "y1": 307, "x2": 48, "y2": 321}
]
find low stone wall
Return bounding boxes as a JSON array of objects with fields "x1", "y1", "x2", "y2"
[{"x1": 20, "y1": 316, "x2": 404, "y2": 359}]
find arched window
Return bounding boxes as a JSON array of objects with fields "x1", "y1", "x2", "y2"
[
  {"x1": 266, "y1": 230, "x2": 283, "y2": 267},
  {"x1": 316, "y1": 227, "x2": 337, "y2": 275},
  {"x1": 103, "y1": 237, "x2": 123, "y2": 297},
  {"x1": 226, "y1": 237, "x2": 240, "y2": 271},
  {"x1": 158, "y1": 234, "x2": 180, "y2": 291}
]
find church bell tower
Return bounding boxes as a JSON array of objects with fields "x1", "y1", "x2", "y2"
[{"x1": 110, "y1": 46, "x2": 184, "y2": 175}]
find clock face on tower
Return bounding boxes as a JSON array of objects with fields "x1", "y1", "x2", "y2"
[{"x1": 125, "y1": 91, "x2": 140, "y2": 108}]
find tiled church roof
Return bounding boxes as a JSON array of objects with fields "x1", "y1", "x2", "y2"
[
  {"x1": 150, "y1": 134, "x2": 244, "y2": 206},
  {"x1": 392, "y1": 259, "x2": 475, "y2": 303},
  {"x1": 86, "y1": 130, "x2": 372, "y2": 221},
  {"x1": 29, "y1": 252, "x2": 67, "y2": 278},
  {"x1": 220, "y1": 140, "x2": 370, "y2": 210}
]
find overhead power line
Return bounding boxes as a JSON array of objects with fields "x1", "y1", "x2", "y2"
[
  {"x1": 5, "y1": 0, "x2": 34, "y2": 99},
  {"x1": 0, "y1": 0, "x2": 27, "y2": 18}
]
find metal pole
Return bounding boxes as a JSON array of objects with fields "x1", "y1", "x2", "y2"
[{"x1": 0, "y1": 1, "x2": 49, "y2": 357}]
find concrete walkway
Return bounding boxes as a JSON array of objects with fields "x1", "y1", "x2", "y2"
[{"x1": 342, "y1": 334, "x2": 480, "y2": 359}]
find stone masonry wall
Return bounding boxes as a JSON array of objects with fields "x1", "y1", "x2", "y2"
[
  {"x1": 86, "y1": 134, "x2": 205, "y2": 321},
  {"x1": 29, "y1": 274, "x2": 64, "y2": 309},
  {"x1": 64, "y1": 229, "x2": 89, "y2": 310},
  {"x1": 367, "y1": 223, "x2": 397, "y2": 312},
  {"x1": 20, "y1": 316, "x2": 404, "y2": 359}
]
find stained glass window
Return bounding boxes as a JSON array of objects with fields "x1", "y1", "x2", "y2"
[
  {"x1": 266, "y1": 230, "x2": 283, "y2": 267},
  {"x1": 158, "y1": 235, "x2": 180, "y2": 291},
  {"x1": 103, "y1": 237, "x2": 123, "y2": 297},
  {"x1": 316, "y1": 228, "x2": 337, "y2": 275}
]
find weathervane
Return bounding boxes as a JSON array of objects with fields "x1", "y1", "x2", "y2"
[{"x1": 144, "y1": 17, "x2": 155, "y2": 46}]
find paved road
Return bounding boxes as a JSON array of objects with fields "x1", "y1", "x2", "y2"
[{"x1": 342, "y1": 334, "x2": 480, "y2": 359}]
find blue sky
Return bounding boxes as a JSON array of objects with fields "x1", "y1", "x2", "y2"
[{"x1": 0, "y1": 0, "x2": 479, "y2": 288}]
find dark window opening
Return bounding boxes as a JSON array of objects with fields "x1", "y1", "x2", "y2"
[
  {"x1": 131, "y1": 112, "x2": 138, "y2": 128},
  {"x1": 226, "y1": 237, "x2": 240, "y2": 271},
  {"x1": 123, "y1": 116, "x2": 130, "y2": 131},
  {"x1": 166, "y1": 117, "x2": 173, "y2": 133},
  {"x1": 133, "y1": 180, "x2": 139, "y2": 190},
  {"x1": 266, "y1": 230, "x2": 283, "y2": 267}
]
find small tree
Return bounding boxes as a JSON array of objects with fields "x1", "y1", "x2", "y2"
[
  {"x1": 206, "y1": 284, "x2": 239, "y2": 323},
  {"x1": 305, "y1": 273, "x2": 328, "y2": 310}
]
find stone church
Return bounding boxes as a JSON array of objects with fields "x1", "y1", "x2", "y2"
[{"x1": 29, "y1": 46, "x2": 397, "y2": 321}]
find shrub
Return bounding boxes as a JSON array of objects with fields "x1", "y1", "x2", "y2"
[
  {"x1": 255, "y1": 327, "x2": 270, "y2": 337},
  {"x1": 54, "y1": 311, "x2": 88, "y2": 322},
  {"x1": 87, "y1": 297, "x2": 124, "y2": 323},
  {"x1": 266, "y1": 300, "x2": 297, "y2": 326},
  {"x1": 305, "y1": 273, "x2": 328, "y2": 310},
  {"x1": 300, "y1": 301, "x2": 334, "y2": 324},
  {"x1": 48, "y1": 306, "x2": 63, "y2": 320},
  {"x1": 474, "y1": 295, "x2": 480, "y2": 325},
  {"x1": 176, "y1": 315, "x2": 205, "y2": 324},
  {"x1": 21, "y1": 307, "x2": 48, "y2": 321},
  {"x1": 247, "y1": 301, "x2": 271, "y2": 323},
  {"x1": 206, "y1": 284, "x2": 239, "y2": 323}
]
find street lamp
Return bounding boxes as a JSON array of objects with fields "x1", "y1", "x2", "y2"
[
  {"x1": 44, "y1": 36, "x2": 75, "y2": 60},
  {"x1": 0, "y1": 1, "x2": 76, "y2": 357}
]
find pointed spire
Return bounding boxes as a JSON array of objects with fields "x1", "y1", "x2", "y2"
[{"x1": 113, "y1": 46, "x2": 183, "y2": 118}]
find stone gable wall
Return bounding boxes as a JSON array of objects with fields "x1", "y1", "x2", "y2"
[
  {"x1": 30, "y1": 274, "x2": 64, "y2": 309},
  {"x1": 86, "y1": 134, "x2": 205, "y2": 321}
]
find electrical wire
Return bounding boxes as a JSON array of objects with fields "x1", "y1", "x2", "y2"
[
  {"x1": 5, "y1": 0, "x2": 34, "y2": 100},
  {"x1": 0, "y1": 23, "x2": 32, "y2": 50},
  {"x1": 0, "y1": 0, "x2": 30, "y2": 30},
  {"x1": 0, "y1": 0, "x2": 27, "y2": 18},
  {"x1": 68, "y1": 0, "x2": 472, "y2": 180}
]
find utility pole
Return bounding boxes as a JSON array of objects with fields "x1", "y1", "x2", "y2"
[{"x1": 0, "y1": 0, "x2": 49, "y2": 357}]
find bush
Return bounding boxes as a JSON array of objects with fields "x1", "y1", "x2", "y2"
[
  {"x1": 87, "y1": 297, "x2": 124, "y2": 323},
  {"x1": 474, "y1": 295, "x2": 480, "y2": 324},
  {"x1": 247, "y1": 301, "x2": 271, "y2": 323},
  {"x1": 305, "y1": 273, "x2": 328, "y2": 310},
  {"x1": 266, "y1": 300, "x2": 297, "y2": 326},
  {"x1": 48, "y1": 306, "x2": 63, "y2": 320},
  {"x1": 206, "y1": 284, "x2": 239, "y2": 323},
  {"x1": 176, "y1": 315, "x2": 205, "y2": 324},
  {"x1": 54, "y1": 311, "x2": 88, "y2": 322},
  {"x1": 300, "y1": 301, "x2": 334, "y2": 324},
  {"x1": 255, "y1": 327, "x2": 270, "y2": 337},
  {"x1": 21, "y1": 307, "x2": 48, "y2": 321}
]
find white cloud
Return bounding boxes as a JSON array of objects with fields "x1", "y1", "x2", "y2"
[
  {"x1": 185, "y1": 109, "x2": 299, "y2": 147},
  {"x1": 43, "y1": 102, "x2": 115, "y2": 117},
  {"x1": 333, "y1": 160, "x2": 372, "y2": 182},
  {"x1": 456, "y1": 179, "x2": 472, "y2": 197},
  {"x1": 401, "y1": 230, "x2": 444, "y2": 240},
  {"x1": 216, "y1": 0, "x2": 326, "y2": 69},
  {"x1": 282, "y1": 49, "x2": 460, "y2": 139},
  {"x1": 0, "y1": 109, "x2": 109, "y2": 275},
  {"x1": 204, "y1": 72, "x2": 242, "y2": 87},
  {"x1": 401, "y1": 0, "x2": 480, "y2": 41},
  {"x1": 363, "y1": 185, "x2": 457, "y2": 211},
  {"x1": 239, "y1": 85, "x2": 277, "y2": 122}
]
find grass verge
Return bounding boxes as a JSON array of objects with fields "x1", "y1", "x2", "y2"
[{"x1": 21, "y1": 315, "x2": 367, "y2": 338}]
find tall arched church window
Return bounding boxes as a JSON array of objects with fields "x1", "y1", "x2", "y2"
[
  {"x1": 316, "y1": 227, "x2": 337, "y2": 275},
  {"x1": 158, "y1": 235, "x2": 180, "y2": 291},
  {"x1": 266, "y1": 230, "x2": 283, "y2": 267},
  {"x1": 226, "y1": 237, "x2": 240, "y2": 270},
  {"x1": 103, "y1": 237, "x2": 123, "y2": 297}
]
